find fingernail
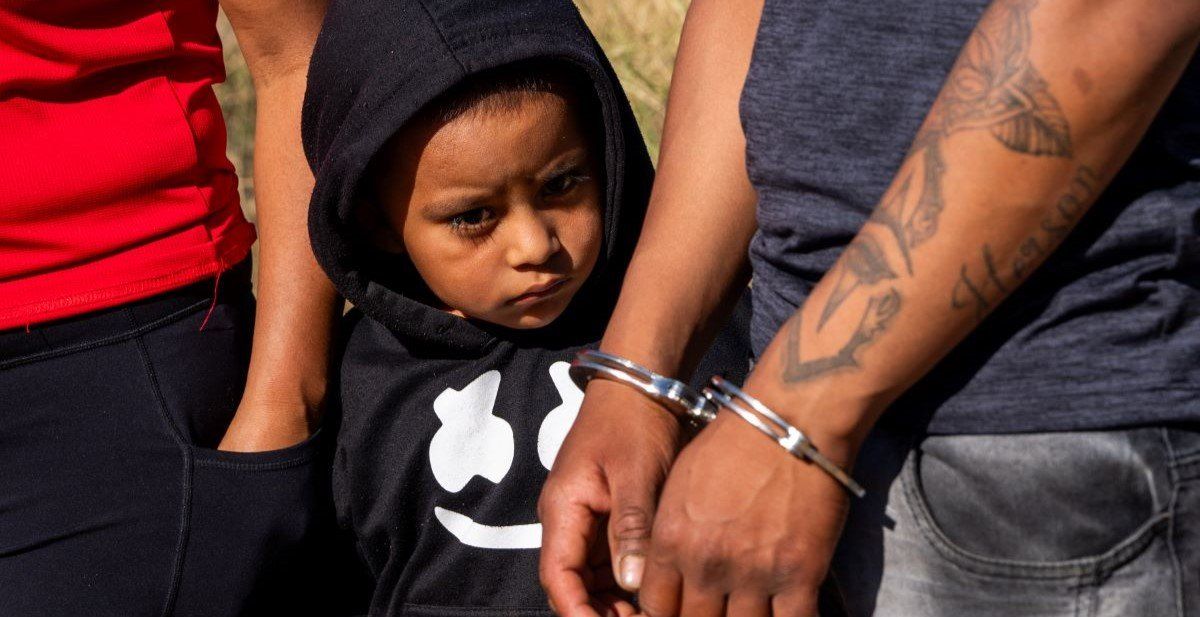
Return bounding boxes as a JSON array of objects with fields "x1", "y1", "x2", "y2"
[{"x1": 619, "y1": 554, "x2": 645, "y2": 589}]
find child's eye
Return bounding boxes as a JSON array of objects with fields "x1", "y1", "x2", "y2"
[
  {"x1": 542, "y1": 170, "x2": 590, "y2": 197},
  {"x1": 448, "y1": 207, "x2": 495, "y2": 236}
]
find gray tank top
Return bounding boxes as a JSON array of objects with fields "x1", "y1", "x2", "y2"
[{"x1": 740, "y1": 0, "x2": 1200, "y2": 433}]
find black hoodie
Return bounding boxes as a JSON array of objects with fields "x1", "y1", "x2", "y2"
[{"x1": 303, "y1": 1, "x2": 748, "y2": 614}]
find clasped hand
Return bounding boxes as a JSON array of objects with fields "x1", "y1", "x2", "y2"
[{"x1": 539, "y1": 378, "x2": 854, "y2": 617}]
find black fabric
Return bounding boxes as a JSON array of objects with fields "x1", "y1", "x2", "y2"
[
  {"x1": 0, "y1": 262, "x2": 364, "y2": 616},
  {"x1": 303, "y1": 0, "x2": 653, "y2": 356},
  {"x1": 302, "y1": 1, "x2": 750, "y2": 614},
  {"x1": 335, "y1": 306, "x2": 748, "y2": 617},
  {"x1": 740, "y1": 0, "x2": 1200, "y2": 434}
]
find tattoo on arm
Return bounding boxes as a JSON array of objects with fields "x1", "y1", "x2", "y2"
[
  {"x1": 784, "y1": 288, "x2": 902, "y2": 383},
  {"x1": 950, "y1": 245, "x2": 1007, "y2": 321},
  {"x1": 818, "y1": 232, "x2": 898, "y2": 331},
  {"x1": 924, "y1": 0, "x2": 1072, "y2": 156},
  {"x1": 950, "y1": 165, "x2": 1098, "y2": 321},
  {"x1": 865, "y1": 0, "x2": 1072, "y2": 282},
  {"x1": 785, "y1": 0, "x2": 1076, "y2": 385}
]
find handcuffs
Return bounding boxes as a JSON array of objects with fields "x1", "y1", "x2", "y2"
[
  {"x1": 567, "y1": 349, "x2": 717, "y2": 428},
  {"x1": 568, "y1": 349, "x2": 865, "y2": 498}
]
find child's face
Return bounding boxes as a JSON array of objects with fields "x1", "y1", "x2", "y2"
[{"x1": 371, "y1": 90, "x2": 603, "y2": 329}]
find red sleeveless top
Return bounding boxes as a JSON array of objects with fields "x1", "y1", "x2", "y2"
[{"x1": 0, "y1": 0, "x2": 255, "y2": 330}]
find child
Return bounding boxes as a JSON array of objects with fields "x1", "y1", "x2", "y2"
[{"x1": 302, "y1": 0, "x2": 749, "y2": 614}]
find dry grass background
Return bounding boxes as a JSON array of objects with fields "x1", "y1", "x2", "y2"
[{"x1": 214, "y1": 0, "x2": 689, "y2": 222}]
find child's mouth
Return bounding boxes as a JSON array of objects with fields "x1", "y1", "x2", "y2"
[{"x1": 509, "y1": 278, "x2": 569, "y2": 305}]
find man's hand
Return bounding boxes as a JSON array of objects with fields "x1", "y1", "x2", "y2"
[
  {"x1": 539, "y1": 380, "x2": 683, "y2": 617},
  {"x1": 539, "y1": 0, "x2": 761, "y2": 612},
  {"x1": 636, "y1": 380, "x2": 855, "y2": 617}
]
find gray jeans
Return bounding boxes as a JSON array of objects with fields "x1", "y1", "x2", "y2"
[{"x1": 829, "y1": 422, "x2": 1200, "y2": 616}]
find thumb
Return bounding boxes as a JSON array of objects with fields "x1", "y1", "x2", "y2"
[{"x1": 608, "y1": 482, "x2": 658, "y2": 593}]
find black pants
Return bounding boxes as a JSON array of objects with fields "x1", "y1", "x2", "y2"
[{"x1": 0, "y1": 262, "x2": 360, "y2": 616}]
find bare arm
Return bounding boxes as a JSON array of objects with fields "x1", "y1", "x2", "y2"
[
  {"x1": 598, "y1": 0, "x2": 762, "y2": 378},
  {"x1": 538, "y1": 1, "x2": 762, "y2": 614},
  {"x1": 753, "y1": 0, "x2": 1200, "y2": 459},
  {"x1": 217, "y1": 0, "x2": 340, "y2": 451},
  {"x1": 637, "y1": 1, "x2": 1200, "y2": 615}
]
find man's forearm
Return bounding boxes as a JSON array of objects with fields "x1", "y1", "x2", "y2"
[
  {"x1": 599, "y1": 0, "x2": 762, "y2": 379},
  {"x1": 747, "y1": 0, "x2": 1200, "y2": 446}
]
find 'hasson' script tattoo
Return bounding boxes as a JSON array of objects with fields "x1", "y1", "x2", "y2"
[
  {"x1": 783, "y1": 0, "x2": 1073, "y2": 384},
  {"x1": 951, "y1": 165, "x2": 1098, "y2": 320}
]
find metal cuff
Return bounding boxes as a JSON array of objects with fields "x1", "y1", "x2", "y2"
[
  {"x1": 568, "y1": 349, "x2": 717, "y2": 428},
  {"x1": 703, "y1": 376, "x2": 865, "y2": 498}
]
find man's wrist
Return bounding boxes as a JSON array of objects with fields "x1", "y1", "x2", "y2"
[
  {"x1": 598, "y1": 328, "x2": 692, "y2": 380},
  {"x1": 739, "y1": 369, "x2": 882, "y2": 465},
  {"x1": 580, "y1": 379, "x2": 684, "y2": 443}
]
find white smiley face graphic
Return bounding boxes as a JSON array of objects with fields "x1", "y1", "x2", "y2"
[{"x1": 428, "y1": 361, "x2": 582, "y2": 549}]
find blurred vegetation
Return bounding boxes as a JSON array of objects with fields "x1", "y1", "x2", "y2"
[
  {"x1": 215, "y1": 14, "x2": 256, "y2": 220},
  {"x1": 575, "y1": 0, "x2": 689, "y2": 163},
  {"x1": 214, "y1": 1, "x2": 688, "y2": 220}
]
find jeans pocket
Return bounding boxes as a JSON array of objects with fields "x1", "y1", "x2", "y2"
[{"x1": 903, "y1": 431, "x2": 1169, "y2": 581}]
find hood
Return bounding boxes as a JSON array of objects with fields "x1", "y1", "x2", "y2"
[{"x1": 302, "y1": 0, "x2": 653, "y2": 357}]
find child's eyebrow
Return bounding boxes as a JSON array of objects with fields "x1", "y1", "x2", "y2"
[
  {"x1": 421, "y1": 197, "x2": 480, "y2": 220},
  {"x1": 537, "y1": 150, "x2": 589, "y2": 181}
]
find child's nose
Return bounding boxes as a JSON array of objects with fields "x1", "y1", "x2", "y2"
[{"x1": 505, "y1": 209, "x2": 561, "y2": 269}]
